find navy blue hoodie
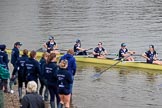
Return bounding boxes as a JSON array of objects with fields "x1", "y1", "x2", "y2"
[
  {"x1": 60, "y1": 54, "x2": 76, "y2": 76},
  {"x1": 15, "y1": 55, "x2": 29, "y2": 80},
  {"x1": 11, "y1": 47, "x2": 20, "y2": 65},
  {"x1": 57, "y1": 68, "x2": 73, "y2": 94},
  {"x1": 43, "y1": 62, "x2": 58, "y2": 86},
  {"x1": 25, "y1": 58, "x2": 41, "y2": 82}
]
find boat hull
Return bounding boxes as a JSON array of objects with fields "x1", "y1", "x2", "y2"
[
  {"x1": 74, "y1": 56, "x2": 162, "y2": 71},
  {"x1": 6, "y1": 49, "x2": 162, "y2": 70}
]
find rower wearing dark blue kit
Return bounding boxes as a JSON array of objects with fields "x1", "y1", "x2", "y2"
[
  {"x1": 142, "y1": 45, "x2": 162, "y2": 65},
  {"x1": 0, "y1": 44, "x2": 9, "y2": 93},
  {"x1": 43, "y1": 36, "x2": 59, "y2": 54},
  {"x1": 14, "y1": 49, "x2": 29, "y2": 101},
  {"x1": 10, "y1": 42, "x2": 22, "y2": 93},
  {"x1": 93, "y1": 42, "x2": 107, "y2": 58},
  {"x1": 24, "y1": 50, "x2": 41, "y2": 84},
  {"x1": 43, "y1": 53, "x2": 60, "y2": 108},
  {"x1": 74, "y1": 39, "x2": 87, "y2": 55},
  {"x1": 118, "y1": 43, "x2": 135, "y2": 61},
  {"x1": 57, "y1": 60, "x2": 73, "y2": 108}
]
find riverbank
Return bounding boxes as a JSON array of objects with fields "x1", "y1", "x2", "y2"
[{"x1": 3, "y1": 85, "x2": 20, "y2": 108}]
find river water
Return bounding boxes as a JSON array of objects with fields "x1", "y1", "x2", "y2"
[{"x1": 1, "y1": 0, "x2": 162, "y2": 108}]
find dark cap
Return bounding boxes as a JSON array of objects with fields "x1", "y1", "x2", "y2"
[
  {"x1": 149, "y1": 45, "x2": 154, "y2": 49},
  {"x1": 14, "y1": 42, "x2": 22, "y2": 46},
  {"x1": 121, "y1": 43, "x2": 126, "y2": 47},
  {"x1": 49, "y1": 36, "x2": 54, "y2": 40},
  {"x1": 0, "y1": 44, "x2": 6, "y2": 51},
  {"x1": 76, "y1": 39, "x2": 81, "y2": 43}
]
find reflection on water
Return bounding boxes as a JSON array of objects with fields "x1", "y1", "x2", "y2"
[{"x1": 73, "y1": 62, "x2": 162, "y2": 108}]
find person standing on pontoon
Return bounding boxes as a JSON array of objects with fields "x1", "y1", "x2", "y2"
[
  {"x1": 10, "y1": 42, "x2": 22, "y2": 93},
  {"x1": 142, "y1": 45, "x2": 162, "y2": 65}
]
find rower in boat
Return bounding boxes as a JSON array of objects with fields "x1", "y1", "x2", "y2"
[
  {"x1": 93, "y1": 42, "x2": 108, "y2": 59},
  {"x1": 142, "y1": 45, "x2": 162, "y2": 65},
  {"x1": 74, "y1": 39, "x2": 87, "y2": 55},
  {"x1": 43, "y1": 35, "x2": 60, "y2": 54},
  {"x1": 118, "y1": 43, "x2": 135, "y2": 61}
]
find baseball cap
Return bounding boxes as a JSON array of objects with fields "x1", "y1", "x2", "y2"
[
  {"x1": 76, "y1": 39, "x2": 81, "y2": 43},
  {"x1": 49, "y1": 36, "x2": 54, "y2": 40},
  {"x1": 0, "y1": 44, "x2": 6, "y2": 51},
  {"x1": 14, "y1": 42, "x2": 22, "y2": 46},
  {"x1": 149, "y1": 45, "x2": 154, "y2": 49},
  {"x1": 121, "y1": 43, "x2": 126, "y2": 47}
]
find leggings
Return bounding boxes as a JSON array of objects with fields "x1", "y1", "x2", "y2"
[{"x1": 48, "y1": 84, "x2": 60, "y2": 104}]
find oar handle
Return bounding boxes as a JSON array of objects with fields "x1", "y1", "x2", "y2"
[{"x1": 85, "y1": 48, "x2": 93, "y2": 51}]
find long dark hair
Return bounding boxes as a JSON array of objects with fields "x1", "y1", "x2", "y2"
[{"x1": 47, "y1": 53, "x2": 56, "y2": 64}]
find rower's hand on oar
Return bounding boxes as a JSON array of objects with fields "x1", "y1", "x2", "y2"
[{"x1": 130, "y1": 51, "x2": 136, "y2": 55}]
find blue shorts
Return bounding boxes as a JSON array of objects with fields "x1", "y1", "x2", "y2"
[{"x1": 58, "y1": 88, "x2": 71, "y2": 95}]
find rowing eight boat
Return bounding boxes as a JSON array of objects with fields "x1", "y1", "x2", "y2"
[{"x1": 6, "y1": 49, "x2": 162, "y2": 71}]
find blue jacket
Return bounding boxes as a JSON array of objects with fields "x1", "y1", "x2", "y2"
[
  {"x1": 11, "y1": 47, "x2": 20, "y2": 65},
  {"x1": 15, "y1": 55, "x2": 29, "y2": 80},
  {"x1": 60, "y1": 54, "x2": 76, "y2": 76},
  {"x1": 43, "y1": 62, "x2": 58, "y2": 86},
  {"x1": 0, "y1": 51, "x2": 9, "y2": 69},
  {"x1": 25, "y1": 58, "x2": 41, "y2": 82},
  {"x1": 57, "y1": 68, "x2": 73, "y2": 94}
]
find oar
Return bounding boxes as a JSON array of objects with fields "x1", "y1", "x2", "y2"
[
  {"x1": 85, "y1": 48, "x2": 93, "y2": 51},
  {"x1": 36, "y1": 48, "x2": 44, "y2": 52},
  {"x1": 36, "y1": 48, "x2": 68, "y2": 52},
  {"x1": 91, "y1": 55, "x2": 132, "y2": 80},
  {"x1": 91, "y1": 59, "x2": 124, "y2": 80}
]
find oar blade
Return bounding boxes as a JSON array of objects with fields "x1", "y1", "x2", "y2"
[{"x1": 91, "y1": 73, "x2": 101, "y2": 79}]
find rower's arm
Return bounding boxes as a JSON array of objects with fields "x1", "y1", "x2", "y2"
[
  {"x1": 43, "y1": 43, "x2": 48, "y2": 49},
  {"x1": 53, "y1": 44, "x2": 58, "y2": 50},
  {"x1": 77, "y1": 47, "x2": 85, "y2": 51},
  {"x1": 122, "y1": 53, "x2": 130, "y2": 57},
  {"x1": 104, "y1": 50, "x2": 108, "y2": 55},
  {"x1": 153, "y1": 54, "x2": 158, "y2": 60},
  {"x1": 142, "y1": 53, "x2": 150, "y2": 60},
  {"x1": 93, "y1": 51, "x2": 99, "y2": 55},
  {"x1": 128, "y1": 50, "x2": 135, "y2": 55}
]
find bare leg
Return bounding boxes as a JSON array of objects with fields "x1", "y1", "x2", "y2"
[{"x1": 64, "y1": 94, "x2": 71, "y2": 108}]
